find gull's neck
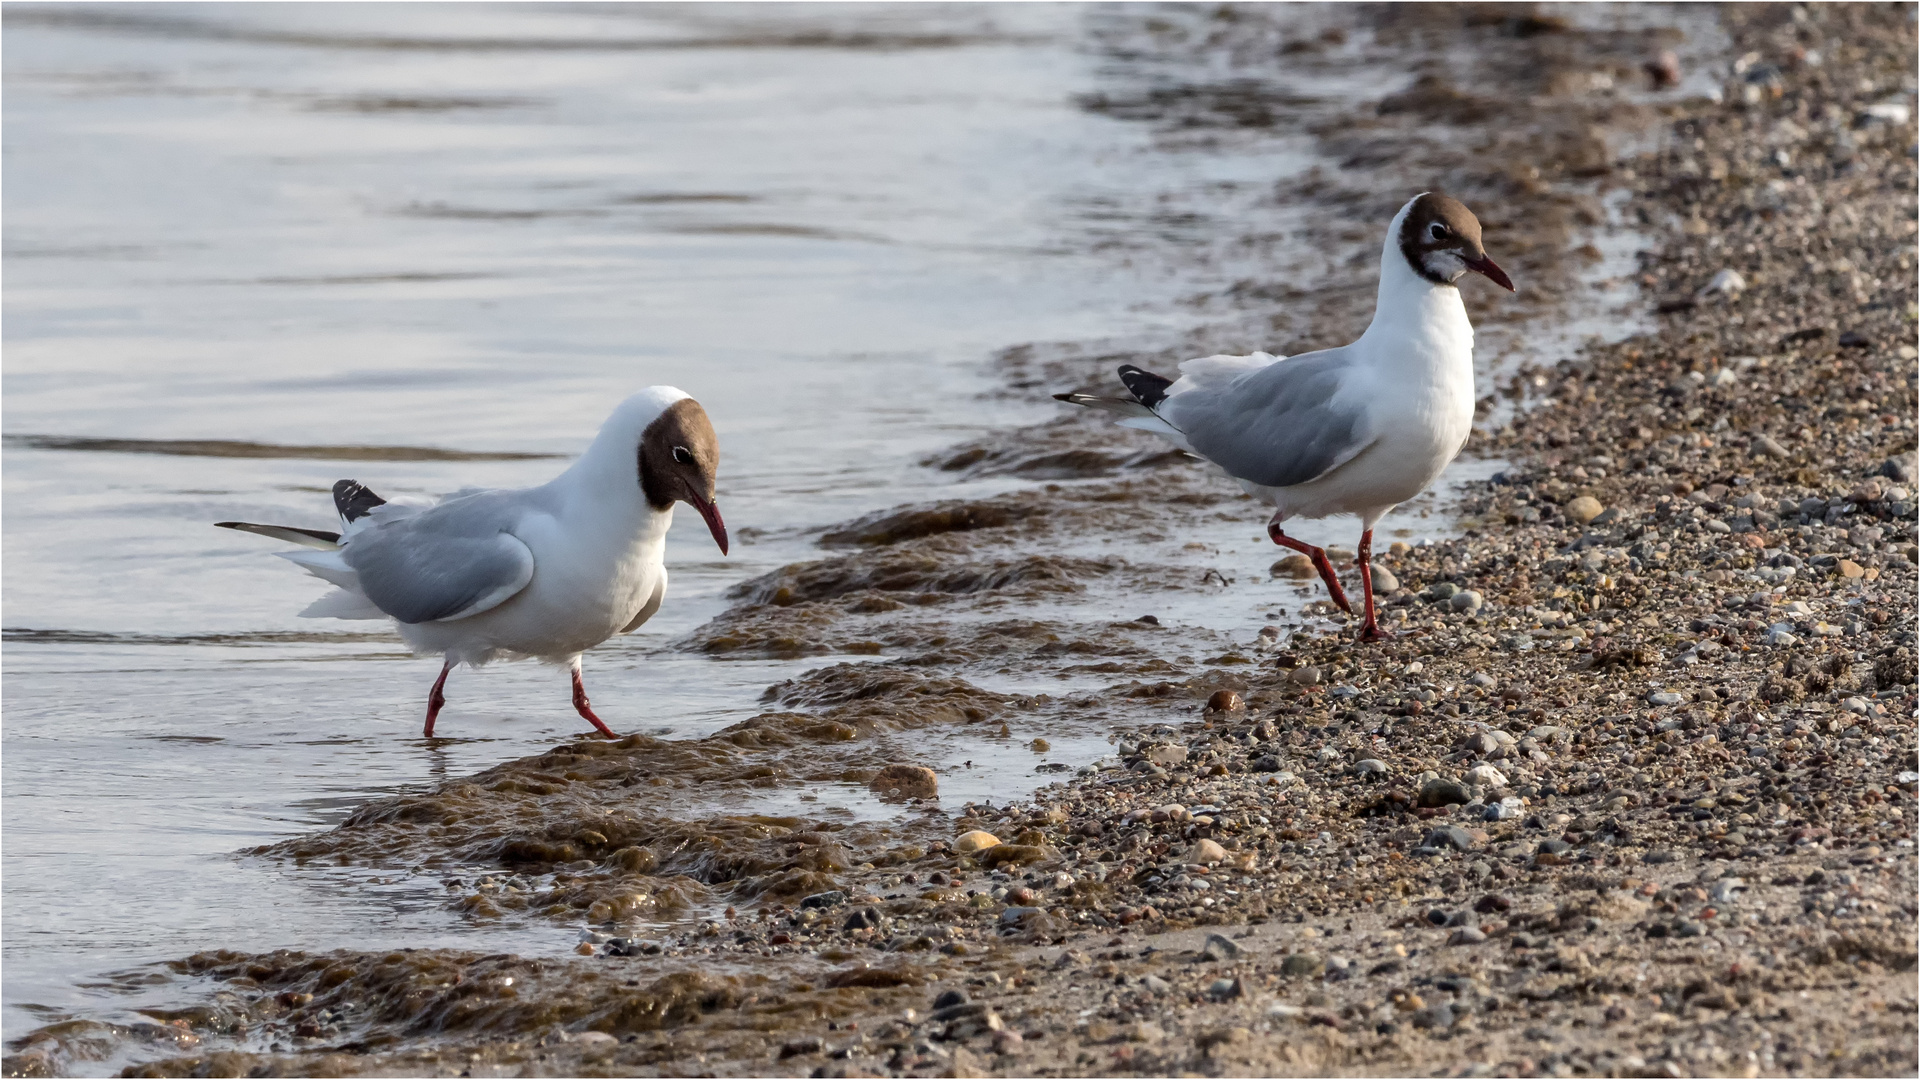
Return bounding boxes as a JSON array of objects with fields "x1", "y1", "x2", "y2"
[
  {"x1": 547, "y1": 409, "x2": 674, "y2": 543},
  {"x1": 1357, "y1": 199, "x2": 1474, "y2": 362}
]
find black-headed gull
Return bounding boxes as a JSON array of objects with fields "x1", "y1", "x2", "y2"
[
  {"x1": 218, "y1": 387, "x2": 727, "y2": 737},
  {"x1": 1056, "y1": 193, "x2": 1513, "y2": 640}
]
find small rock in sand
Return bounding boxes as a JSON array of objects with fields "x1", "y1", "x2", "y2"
[
  {"x1": 954, "y1": 830, "x2": 1001, "y2": 854},
  {"x1": 1565, "y1": 495, "x2": 1605, "y2": 525},
  {"x1": 1190, "y1": 839, "x2": 1228, "y2": 865}
]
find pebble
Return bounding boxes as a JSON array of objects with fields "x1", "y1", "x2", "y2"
[
  {"x1": 1288, "y1": 665, "x2": 1323, "y2": 686},
  {"x1": 1202, "y1": 933, "x2": 1242, "y2": 961},
  {"x1": 1139, "y1": 975, "x2": 1172, "y2": 995},
  {"x1": 1565, "y1": 495, "x2": 1605, "y2": 525},
  {"x1": 1699, "y1": 267, "x2": 1745, "y2": 296},
  {"x1": 1752, "y1": 433, "x2": 1790, "y2": 459},
  {"x1": 800, "y1": 890, "x2": 847, "y2": 909},
  {"x1": 1280, "y1": 953, "x2": 1324, "y2": 977},
  {"x1": 1425, "y1": 582, "x2": 1459, "y2": 601},
  {"x1": 1189, "y1": 839, "x2": 1227, "y2": 864},
  {"x1": 1272, "y1": 554, "x2": 1314, "y2": 578},
  {"x1": 1411, "y1": 1003, "x2": 1456, "y2": 1031},
  {"x1": 953, "y1": 831, "x2": 1001, "y2": 854},
  {"x1": 999, "y1": 906, "x2": 1043, "y2": 926},
  {"x1": 1464, "y1": 764, "x2": 1507, "y2": 788},
  {"x1": 1207, "y1": 978, "x2": 1245, "y2": 1001},
  {"x1": 1370, "y1": 565, "x2": 1400, "y2": 592},
  {"x1": 868, "y1": 764, "x2": 938, "y2": 800},
  {"x1": 1424, "y1": 825, "x2": 1479, "y2": 852},
  {"x1": 1205, "y1": 689, "x2": 1243, "y2": 712},
  {"x1": 573, "y1": 1031, "x2": 617, "y2": 1048},
  {"x1": 1449, "y1": 589, "x2": 1484, "y2": 613},
  {"x1": 1647, "y1": 691, "x2": 1683, "y2": 706},
  {"x1": 1447, "y1": 926, "x2": 1487, "y2": 946},
  {"x1": 1419, "y1": 778, "x2": 1471, "y2": 807},
  {"x1": 1352, "y1": 758, "x2": 1389, "y2": 775}
]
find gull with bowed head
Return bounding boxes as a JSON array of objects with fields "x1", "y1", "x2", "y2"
[{"x1": 218, "y1": 387, "x2": 728, "y2": 737}]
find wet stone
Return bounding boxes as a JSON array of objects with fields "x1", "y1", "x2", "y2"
[
  {"x1": 868, "y1": 764, "x2": 938, "y2": 800},
  {"x1": 953, "y1": 830, "x2": 1001, "y2": 854},
  {"x1": 801, "y1": 890, "x2": 848, "y2": 910},
  {"x1": 1205, "y1": 689, "x2": 1244, "y2": 712},
  {"x1": 844, "y1": 906, "x2": 885, "y2": 931}
]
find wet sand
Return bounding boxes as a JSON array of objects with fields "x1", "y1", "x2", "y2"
[{"x1": 6, "y1": 4, "x2": 1916, "y2": 1078}]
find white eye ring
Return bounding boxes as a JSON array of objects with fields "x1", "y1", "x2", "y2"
[
  {"x1": 1429, "y1": 223, "x2": 1449, "y2": 240},
  {"x1": 671, "y1": 446, "x2": 694, "y2": 465}
]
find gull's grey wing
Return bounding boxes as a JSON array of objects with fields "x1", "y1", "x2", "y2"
[
  {"x1": 341, "y1": 492, "x2": 537, "y2": 625},
  {"x1": 1155, "y1": 347, "x2": 1371, "y2": 489}
]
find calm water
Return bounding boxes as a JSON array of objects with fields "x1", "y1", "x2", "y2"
[{"x1": 0, "y1": 1, "x2": 1335, "y2": 1039}]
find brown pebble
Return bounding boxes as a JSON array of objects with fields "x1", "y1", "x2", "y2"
[
  {"x1": 869, "y1": 764, "x2": 938, "y2": 800},
  {"x1": 1206, "y1": 689, "x2": 1244, "y2": 712}
]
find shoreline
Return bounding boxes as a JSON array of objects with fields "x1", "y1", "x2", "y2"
[{"x1": 7, "y1": 5, "x2": 1916, "y2": 1078}]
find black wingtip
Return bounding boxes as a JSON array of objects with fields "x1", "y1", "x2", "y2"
[
  {"x1": 1116, "y1": 364, "x2": 1173, "y2": 409},
  {"x1": 332, "y1": 479, "x2": 386, "y2": 523},
  {"x1": 1051, "y1": 392, "x2": 1077, "y2": 403}
]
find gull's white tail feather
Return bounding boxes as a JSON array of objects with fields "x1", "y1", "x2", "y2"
[
  {"x1": 275, "y1": 547, "x2": 361, "y2": 590},
  {"x1": 299, "y1": 587, "x2": 386, "y2": 620}
]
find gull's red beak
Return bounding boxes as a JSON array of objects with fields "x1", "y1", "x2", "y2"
[
  {"x1": 1464, "y1": 254, "x2": 1515, "y2": 292},
  {"x1": 687, "y1": 494, "x2": 729, "y2": 555}
]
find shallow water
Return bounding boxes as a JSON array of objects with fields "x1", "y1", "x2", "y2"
[{"x1": 0, "y1": 1, "x2": 1340, "y2": 1040}]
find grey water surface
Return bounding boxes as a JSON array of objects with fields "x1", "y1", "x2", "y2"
[{"x1": 2, "y1": 1, "x2": 1350, "y2": 1038}]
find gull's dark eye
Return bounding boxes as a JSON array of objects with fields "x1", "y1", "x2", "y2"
[
  {"x1": 1429, "y1": 223, "x2": 1450, "y2": 240},
  {"x1": 671, "y1": 446, "x2": 694, "y2": 465}
]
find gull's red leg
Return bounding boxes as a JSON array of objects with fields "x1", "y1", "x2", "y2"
[
  {"x1": 570, "y1": 660, "x2": 617, "y2": 739},
  {"x1": 424, "y1": 660, "x2": 452, "y2": 738},
  {"x1": 1356, "y1": 529, "x2": 1393, "y2": 642},
  {"x1": 1268, "y1": 519, "x2": 1352, "y2": 614}
]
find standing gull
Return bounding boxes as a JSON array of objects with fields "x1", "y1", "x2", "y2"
[
  {"x1": 217, "y1": 386, "x2": 728, "y2": 737},
  {"x1": 1056, "y1": 193, "x2": 1514, "y2": 640}
]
